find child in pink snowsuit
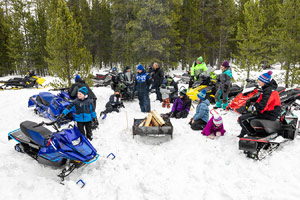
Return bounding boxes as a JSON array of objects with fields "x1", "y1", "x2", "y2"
[{"x1": 202, "y1": 115, "x2": 226, "y2": 138}]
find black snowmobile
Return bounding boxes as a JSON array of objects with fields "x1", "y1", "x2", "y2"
[
  {"x1": 239, "y1": 105, "x2": 299, "y2": 160},
  {"x1": 118, "y1": 71, "x2": 136, "y2": 101}
]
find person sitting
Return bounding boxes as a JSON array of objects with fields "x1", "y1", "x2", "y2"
[
  {"x1": 100, "y1": 91, "x2": 125, "y2": 119},
  {"x1": 237, "y1": 71, "x2": 281, "y2": 138},
  {"x1": 61, "y1": 87, "x2": 97, "y2": 141},
  {"x1": 69, "y1": 74, "x2": 97, "y2": 108},
  {"x1": 202, "y1": 114, "x2": 226, "y2": 139},
  {"x1": 190, "y1": 90, "x2": 210, "y2": 130},
  {"x1": 169, "y1": 89, "x2": 192, "y2": 119}
]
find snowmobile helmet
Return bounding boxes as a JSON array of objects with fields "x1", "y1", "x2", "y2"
[
  {"x1": 75, "y1": 74, "x2": 81, "y2": 82},
  {"x1": 213, "y1": 115, "x2": 223, "y2": 127},
  {"x1": 78, "y1": 87, "x2": 88, "y2": 95},
  {"x1": 167, "y1": 76, "x2": 173, "y2": 83},
  {"x1": 258, "y1": 71, "x2": 272, "y2": 84},
  {"x1": 112, "y1": 67, "x2": 117, "y2": 71},
  {"x1": 137, "y1": 64, "x2": 144, "y2": 71},
  {"x1": 222, "y1": 60, "x2": 229, "y2": 68},
  {"x1": 197, "y1": 56, "x2": 204, "y2": 62},
  {"x1": 161, "y1": 84, "x2": 166, "y2": 89},
  {"x1": 180, "y1": 89, "x2": 187, "y2": 96},
  {"x1": 197, "y1": 89, "x2": 207, "y2": 100}
]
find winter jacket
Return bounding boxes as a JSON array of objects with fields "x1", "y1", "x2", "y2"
[
  {"x1": 63, "y1": 97, "x2": 96, "y2": 122},
  {"x1": 152, "y1": 67, "x2": 164, "y2": 86},
  {"x1": 254, "y1": 79, "x2": 281, "y2": 120},
  {"x1": 193, "y1": 99, "x2": 210, "y2": 123},
  {"x1": 218, "y1": 69, "x2": 232, "y2": 93},
  {"x1": 202, "y1": 116, "x2": 226, "y2": 136},
  {"x1": 108, "y1": 95, "x2": 122, "y2": 108},
  {"x1": 69, "y1": 78, "x2": 97, "y2": 99},
  {"x1": 135, "y1": 70, "x2": 152, "y2": 94},
  {"x1": 171, "y1": 96, "x2": 192, "y2": 113},
  {"x1": 191, "y1": 62, "x2": 208, "y2": 80}
]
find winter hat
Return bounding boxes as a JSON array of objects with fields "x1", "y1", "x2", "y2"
[
  {"x1": 125, "y1": 66, "x2": 131, "y2": 71},
  {"x1": 213, "y1": 115, "x2": 223, "y2": 126},
  {"x1": 197, "y1": 89, "x2": 207, "y2": 100},
  {"x1": 112, "y1": 67, "x2": 117, "y2": 71},
  {"x1": 258, "y1": 71, "x2": 273, "y2": 84},
  {"x1": 137, "y1": 64, "x2": 144, "y2": 71},
  {"x1": 222, "y1": 60, "x2": 229, "y2": 68},
  {"x1": 180, "y1": 88, "x2": 187, "y2": 96},
  {"x1": 197, "y1": 56, "x2": 204, "y2": 62},
  {"x1": 78, "y1": 87, "x2": 88, "y2": 95},
  {"x1": 75, "y1": 74, "x2": 81, "y2": 82}
]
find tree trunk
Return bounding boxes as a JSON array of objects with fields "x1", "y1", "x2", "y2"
[{"x1": 285, "y1": 62, "x2": 290, "y2": 88}]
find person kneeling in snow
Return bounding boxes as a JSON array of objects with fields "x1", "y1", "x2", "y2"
[
  {"x1": 190, "y1": 90, "x2": 210, "y2": 130},
  {"x1": 61, "y1": 87, "x2": 97, "y2": 141},
  {"x1": 100, "y1": 91, "x2": 125, "y2": 119},
  {"x1": 202, "y1": 115, "x2": 226, "y2": 139},
  {"x1": 169, "y1": 89, "x2": 192, "y2": 119}
]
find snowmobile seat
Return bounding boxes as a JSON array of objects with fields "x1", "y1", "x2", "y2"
[
  {"x1": 250, "y1": 119, "x2": 281, "y2": 134},
  {"x1": 37, "y1": 92, "x2": 55, "y2": 106},
  {"x1": 20, "y1": 121, "x2": 53, "y2": 146}
]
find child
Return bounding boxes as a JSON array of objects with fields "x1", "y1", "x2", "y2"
[
  {"x1": 215, "y1": 60, "x2": 232, "y2": 110},
  {"x1": 190, "y1": 90, "x2": 210, "y2": 130},
  {"x1": 160, "y1": 84, "x2": 171, "y2": 108},
  {"x1": 202, "y1": 113, "x2": 226, "y2": 139},
  {"x1": 169, "y1": 89, "x2": 192, "y2": 119},
  {"x1": 61, "y1": 87, "x2": 97, "y2": 141},
  {"x1": 100, "y1": 91, "x2": 125, "y2": 119}
]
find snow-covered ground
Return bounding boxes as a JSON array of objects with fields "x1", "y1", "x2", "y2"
[{"x1": 1, "y1": 72, "x2": 300, "y2": 200}]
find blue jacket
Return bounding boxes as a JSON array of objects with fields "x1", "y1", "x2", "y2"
[
  {"x1": 135, "y1": 70, "x2": 152, "y2": 94},
  {"x1": 63, "y1": 98, "x2": 96, "y2": 122},
  {"x1": 193, "y1": 99, "x2": 210, "y2": 122}
]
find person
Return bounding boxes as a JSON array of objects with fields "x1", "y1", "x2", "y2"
[
  {"x1": 151, "y1": 62, "x2": 164, "y2": 102},
  {"x1": 69, "y1": 74, "x2": 97, "y2": 108},
  {"x1": 164, "y1": 75, "x2": 178, "y2": 103},
  {"x1": 111, "y1": 67, "x2": 119, "y2": 91},
  {"x1": 214, "y1": 60, "x2": 232, "y2": 110},
  {"x1": 202, "y1": 114, "x2": 226, "y2": 139},
  {"x1": 190, "y1": 90, "x2": 210, "y2": 130},
  {"x1": 135, "y1": 64, "x2": 152, "y2": 112},
  {"x1": 160, "y1": 84, "x2": 171, "y2": 108},
  {"x1": 189, "y1": 56, "x2": 208, "y2": 88},
  {"x1": 61, "y1": 87, "x2": 97, "y2": 141},
  {"x1": 169, "y1": 89, "x2": 192, "y2": 119},
  {"x1": 237, "y1": 71, "x2": 281, "y2": 138},
  {"x1": 100, "y1": 91, "x2": 125, "y2": 119}
]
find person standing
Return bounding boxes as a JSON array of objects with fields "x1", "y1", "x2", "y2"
[
  {"x1": 135, "y1": 64, "x2": 152, "y2": 112},
  {"x1": 214, "y1": 60, "x2": 232, "y2": 110},
  {"x1": 189, "y1": 56, "x2": 208, "y2": 88},
  {"x1": 151, "y1": 62, "x2": 164, "y2": 102}
]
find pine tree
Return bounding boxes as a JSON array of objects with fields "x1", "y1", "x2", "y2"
[
  {"x1": 45, "y1": 0, "x2": 92, "y2": 87},
  {"x1": 0, "y1": 7, "x2": 12, "y2": 76},
  {"x1": 233, "y1": 0, "x2": 267, "y2": 78}
]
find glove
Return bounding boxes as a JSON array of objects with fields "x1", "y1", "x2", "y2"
[{"x1": 91, "y1": 118, "x2": 99, "y2": 129}]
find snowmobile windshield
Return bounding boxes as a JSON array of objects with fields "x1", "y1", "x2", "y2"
[{"x1": 124, "y1": 72, "x2": 134, "y2": 84}]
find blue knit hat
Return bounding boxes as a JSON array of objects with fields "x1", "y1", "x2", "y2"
[
  {"x1": 258, "y1": 71, "x2": 273, "y2": 84},
  {"x1": 75, "y1": 74, "x2": 81, "y2": 82},
  {"x1": 78, "y1": 87, "x2": 88, "y2": 95},
  {"x1": 197, "y1": 89, "x2": 207, "y2": 100},
  {"x1": 137, "y1": 64, "x2": 144, "y2": 71}
]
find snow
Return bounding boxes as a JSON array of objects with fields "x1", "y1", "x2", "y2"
[{"x1": 1, "y1": 72, "x2": 300, "y2": 200}]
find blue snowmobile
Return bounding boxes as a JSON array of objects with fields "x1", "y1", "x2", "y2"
[
  {"x1": 28, "y1": 89, "x2": 74, "y2": 123},
  {"x1": 8, "y1": 120, "x2": 99, "y2": 182}
]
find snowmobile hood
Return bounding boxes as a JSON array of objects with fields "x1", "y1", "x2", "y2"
[{"x1": 262, "y1": 79, "x2": 278, "y2": 90}]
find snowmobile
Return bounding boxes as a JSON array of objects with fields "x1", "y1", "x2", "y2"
[
  {"x1": 0, "y1": 75, "x2": 46, "y2": 90},
  {"x1": 8, "y1": 120, "x2": 99, "y2": 182},
  {"x1": 229, "y1": 79, "x2": 300, "y2": 114},
  {"x1": 28, "y1": 90, "x2": 73, "y2": 123},
  {"x1": 239, "y1": 105, "x2": 299, "y2": 160},
  {"x1": 93, "y1": 70, "x2": 113, "y2": 87},
  {"x1": 186, "y1": 74, "x2": 242, "y2": 103},
  {"x1": 118, "y1": 71, "x2": 136, "y2": 101}
]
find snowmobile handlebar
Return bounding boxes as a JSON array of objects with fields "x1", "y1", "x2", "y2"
[{"x1": 33, "y1": 120, "x2": 59, "y2": 128}]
